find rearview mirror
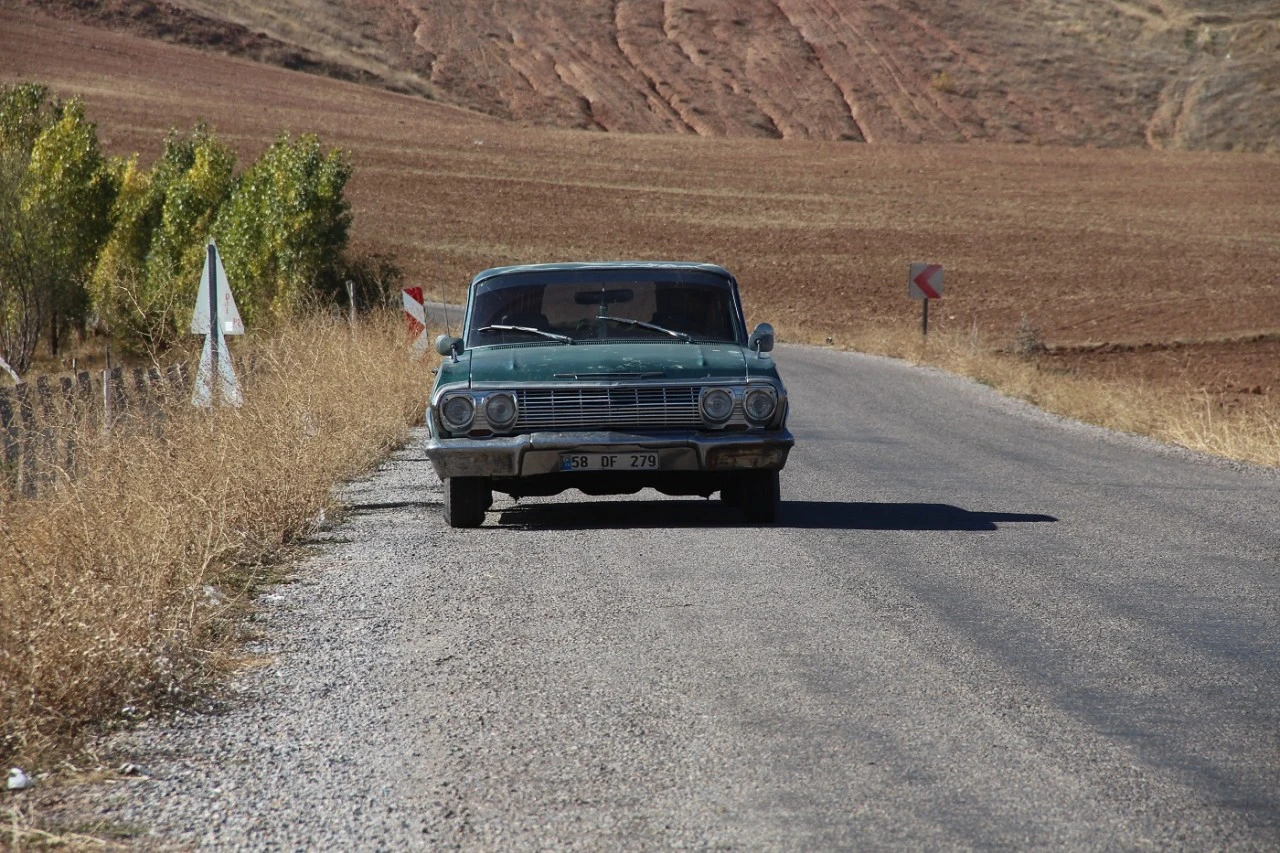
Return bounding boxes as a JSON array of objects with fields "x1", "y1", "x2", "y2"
[
  {"x1": 435, "y1": 334, "x2": 461, "y2": 357},
  {"x1": 574, "y1": 288, "x2": 634, "y2": 306},
  {"x1": 749, "y1": 323, "x2": 775, "y2": 354}
]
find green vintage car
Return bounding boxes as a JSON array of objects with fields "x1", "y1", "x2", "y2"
[{"x1": 425, "y1": 262, "x2": 794, "y2": 527}]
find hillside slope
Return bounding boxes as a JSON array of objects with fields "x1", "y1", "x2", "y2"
[{"x1": 18, "y1": 0, "x2": 1280, "y2": 151}]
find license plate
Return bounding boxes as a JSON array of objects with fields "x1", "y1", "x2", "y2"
[{"x1": 560, "y1": 452, "x2": 659, "y2": 471}]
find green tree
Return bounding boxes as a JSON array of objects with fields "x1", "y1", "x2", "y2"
[
  {"x1": 213, "y1": 133, "x2": 352, "y2": 325},
  {"x1": 24, "y1": 98, "x2": 117, "y2": 354},
  {"x1": 0, "y1": 146, "x2": 44, "y2": 377},
  {"x1": 91, "y1": 125, "x2": 235, "y2": 351},
  {"x1": 0, "y1": 84, "x2": 114, "y2": 374},
  {"x1": 0, "y1": 83, "x2": 52, "y2": 155},
  {"x1": 3, "y1": 86, "x2": 361, "y2": 366}
]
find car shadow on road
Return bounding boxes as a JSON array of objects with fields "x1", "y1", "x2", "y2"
[
  {"x1": 780, "y1": 501, "x2": 1057, "y2": 531},
  {"x1": 495, "y1": 500, "x2": 1057, "y2": 531}
]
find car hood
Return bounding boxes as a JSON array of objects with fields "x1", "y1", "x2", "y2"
[{"x1": 467, "y1": 342, "x2": 749, "y2": 385}]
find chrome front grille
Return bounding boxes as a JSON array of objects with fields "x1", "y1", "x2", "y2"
[{"x1": 515, "y1": 387, "x2": 702, "y2": 431}]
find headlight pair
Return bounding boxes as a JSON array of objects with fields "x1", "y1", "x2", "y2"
[
  {"x1": 439, "y1": 391, "x2": 518, "y2": 433},
  {"x1": 699, "y1": 386, "x2": 777, "y2": 426}
]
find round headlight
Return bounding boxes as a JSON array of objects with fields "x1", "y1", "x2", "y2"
[
  {"x1": 701, "y1": 388, "x2": 734, "y2": 423},
  {"x1": 744, "y1": 388, "x2": 777, "y2": 423},
  {"x1": 484, "y1": 392, "x2": 517, "y2": 428},
  {"x1": 440, "y1": 394, "x2": 475, "y2": 431}
]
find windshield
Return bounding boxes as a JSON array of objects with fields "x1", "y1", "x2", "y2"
[{"x1": 466, "y1": 271, "x2": 743, "y2": 347}]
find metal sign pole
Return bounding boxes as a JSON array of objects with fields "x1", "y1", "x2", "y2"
[
  {"x1": 922, "y1": 298, "x2": 929, "y2": 337},
  {"x1": 208, "y1": 243, "x2": 220, "y2": 405}
]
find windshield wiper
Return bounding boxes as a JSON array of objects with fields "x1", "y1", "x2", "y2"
[
  {"x1": 476, "y1": 324, "x2": 573, "y2": 343},
  {"x1": 597, "y1": 315, "x2": 692, "y2": 342}
]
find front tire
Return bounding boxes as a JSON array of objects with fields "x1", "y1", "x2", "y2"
[
  {"x1": 443, "y1": 476, "x2": 491, "y2": 528},
  {"x1": 741, "y1": 470, "x2": 780, "y2": 524}
]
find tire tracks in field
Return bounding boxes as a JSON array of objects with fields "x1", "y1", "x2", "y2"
[
  {"x1": 661, "y1": 0, "x2": 788, "y2": 140},
  {"x1": 767, "y1": 0, "x2": 870, "y2": 142},
  {"x1": 806, "y1": 0, "x2": 963, "y2": 141},
  {"x1": 612, "y1": 0, "x2": 699, "y2": 133}
]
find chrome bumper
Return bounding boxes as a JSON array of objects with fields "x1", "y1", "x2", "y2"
[{"x1": 425, "y1": 429, "x2": 794, "y2": 479}]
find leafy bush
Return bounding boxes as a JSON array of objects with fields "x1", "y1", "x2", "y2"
[{"x1": 335, "y1": 249, "x2": 405, "y2": 312}]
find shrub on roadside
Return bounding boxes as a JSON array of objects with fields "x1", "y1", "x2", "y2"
[{"x1": 0, "y1": 311, "x2": 433, "y2": 764}]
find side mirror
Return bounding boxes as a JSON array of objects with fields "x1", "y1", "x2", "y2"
[
  {"x1": 435, "y1": 334, "x2": 462, "y2": 357},
  {"x1": 748, "y1": 323, "x2": 775, "y2": 354}
]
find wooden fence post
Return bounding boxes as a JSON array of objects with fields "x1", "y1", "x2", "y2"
[
  {"x1": 0, "y1": 389, "x2": 17, "y2": 493},
  {"x1": 102, "y1": 368, "x2": 112, "y2": 435},
  {"x1": 60, "y1": 375, "x2": 77, "y2": 476},
  {"x1": 35, "y1": 376, "x2": 55, "y2": 490},
  {"x1": 75, "y1": 371, "x2": 92, "y2": 418},
  {"x1": 0, "y1": 364, "x2": 200, "y2": 497},
  {"x1": 102, "y1": 368, "x2": 125, "y2": 435},
  {"x1": 14, "y1": 383, "x2": 35, "y2": 497},
  {"x1": 130, "y1": 367, "x2": 151, "y2": 421}
]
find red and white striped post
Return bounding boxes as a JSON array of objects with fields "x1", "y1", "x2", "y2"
[{"x1": 403, "y1": 287, "x2": 430, "y2": 354}]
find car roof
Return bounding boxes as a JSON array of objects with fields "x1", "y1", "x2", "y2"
[{"x1": 470, "y1": 261, "x2": 735, "y2": 286}]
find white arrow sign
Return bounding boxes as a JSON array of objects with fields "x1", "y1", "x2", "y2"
[
  {"x1": 909, "y1": 263, "x2": 944, "y2": 300},
  {"x1": 192, "y1": 333, "x2": 243, "y2": 408},
  {"x1": 191, "y1": 242, "x2": 244, "y2": 336},
  {"x1": 191, "y1": 242, "x2": 243, "y2": 407}
]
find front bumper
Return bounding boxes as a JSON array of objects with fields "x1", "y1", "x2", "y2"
[{"x1": 425, "y1": 428, "x2": 794, "y2": 480}]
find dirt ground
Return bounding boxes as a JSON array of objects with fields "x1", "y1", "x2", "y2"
[{"x1": 2, "y1": 7, "x2": 1278, "y2": 397}]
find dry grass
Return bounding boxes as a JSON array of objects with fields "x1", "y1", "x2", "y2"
[
  {"x1": 784, "y1": 321, "x2": 1280, "y2": 469},
  {"x1": 4, "y1": 800, "x2": 117, "y2": 850},
  {"x1": 0, "y1": 312, "x2": 432, "y2": 767}
]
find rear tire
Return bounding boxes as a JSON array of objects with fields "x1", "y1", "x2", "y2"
[
  {"x1": 741, "y1": 470, "x2": 780, "y2": 524},
  {"x1": 443, "y1": 476, "x2": 490, "y2": 528}
]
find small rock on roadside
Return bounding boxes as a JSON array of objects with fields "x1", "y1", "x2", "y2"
[{"x1": 7, "y1": 767, "x2": 35, "y2": 790}]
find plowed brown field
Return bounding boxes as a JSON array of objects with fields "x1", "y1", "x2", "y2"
[{"x1": 2, "y1": 7, "x2": 1278, "y2": 397}]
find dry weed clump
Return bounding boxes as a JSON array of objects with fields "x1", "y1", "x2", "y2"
[
  {"x1": 0, "y1": 312, "x2": 432, "y2": 765},
  {"x1": 786, "y1": 322, "x2": 1280, "y2": 469}
]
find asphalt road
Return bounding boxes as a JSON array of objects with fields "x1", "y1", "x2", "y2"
[{"x1": 72, "y1": 344, "x2": 1278, "y2": 849}]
